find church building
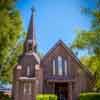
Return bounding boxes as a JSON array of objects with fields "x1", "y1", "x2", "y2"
[{"x1": 12, "y1": 8, "x2": 94, "y2": 100}]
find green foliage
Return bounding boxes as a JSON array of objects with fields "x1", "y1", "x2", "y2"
[
  {"x1": 80, "y1": 93, "x2": 100, "y2": 100},
  {"x1": 0, "y1": 0, "x2": 15, "y2": 10},
  {"x1": 72, "y1": 0, "x2": 100, "y2": 91},
  {"x1": 36, "y1": 94, "x2": 57, "y2": 100},
  {"x1": 80, "y1": 56, "x2": 100, "y2": 91},
  {"x1": 80, "y1": 56, "x2": 100, "y2": 74},
  {"x1": 0, "y1": 0, "x2": 23, "y2": 83},
  {"x1": 1, "y1": 43, "x2": 24, "y2": 83},
  {"x1": 72, "y1": 0, "x2": 100, "y2": 55},
  {"x1": 0, "y1": 92, "x2": 11, "y2": 100},
  {"x1": 72, "y1": 30, "x2": 100, "y2": 55},
  {"x1": 96, "y1": 80, "x2": 100, "y2": 91}
]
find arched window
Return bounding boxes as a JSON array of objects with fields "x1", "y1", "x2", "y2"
[
  {"x1": 58, "y1": 56, "x2": 63, "y2": 75},
  {"x1": 27, "y1": 65, "x2": 31, "y2": 76},
  {"x1": 27, "y1": 40, "x2": 33, "y2": 52},
  {"x1": 52, "y1": 59, "x2": 56, "y2": 75},
  {"x1": 64, "y1": 60, "x2": 68, "y2": 75}
]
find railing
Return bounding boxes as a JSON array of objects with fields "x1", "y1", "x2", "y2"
[{"x1": 46, "y1": 75, "x2": 74, "y2": 81}]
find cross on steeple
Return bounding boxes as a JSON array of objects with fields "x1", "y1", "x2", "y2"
[{"x1": 31, "y1": 6, "x2": 35, "y2": 13}]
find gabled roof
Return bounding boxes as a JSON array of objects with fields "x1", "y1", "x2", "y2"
[{"x1": 42, "y1": 40, "x2": 94, "y2": 78}]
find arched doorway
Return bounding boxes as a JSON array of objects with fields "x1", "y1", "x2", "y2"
[{"x1": 55, "y1": 83, "x2": 68, "y2": 100}]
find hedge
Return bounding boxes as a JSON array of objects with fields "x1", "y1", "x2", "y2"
[
  {"x1": 80, "y1": 93, "x2": 100, "y2": 100},
  {"x1": 0, "y1": 92, "x2": 11, "y2": 100},
  {"x1": 36, "y1": 94, "x2": 57, "y2": 100}
]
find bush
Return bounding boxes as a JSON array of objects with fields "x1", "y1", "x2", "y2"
[
  {"x1": 80, "y1": 93, "x2": 100, "y2": 100},
  {"x1": 0, "y1": 92, "x2": 11, "y2": 100},
  {"x1": 36, "y1": 94, "x2": 57, "y2": 100}
]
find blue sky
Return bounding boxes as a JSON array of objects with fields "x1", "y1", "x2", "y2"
[{"x1": 16, "y1": 0, "x2": 91, "y2": 56}]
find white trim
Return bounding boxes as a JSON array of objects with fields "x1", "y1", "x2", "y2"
[
  {"x1": 27, "y1": 40, "x2": 33, "y2": 43},
  {"x1": 17, "y1": 65, "x2": 22, "y2": 70},
  {"x1": 19, "y1": 77, "x2": 36, "y2": 80},
  {"x1": 35, "y1": 64, "x2": 40, "y2": 70}
]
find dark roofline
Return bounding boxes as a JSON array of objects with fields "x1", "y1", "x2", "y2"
[{"x1": 41, "y1": 40, "x2": 94, "y2": 78}]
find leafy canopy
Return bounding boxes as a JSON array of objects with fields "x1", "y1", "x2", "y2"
[
  {"x1": 0, "y1": 0, "x2": 23, "y2": 83},
  {"x1": 72, "y1": 0, "x2": 100, "y2": 91}
]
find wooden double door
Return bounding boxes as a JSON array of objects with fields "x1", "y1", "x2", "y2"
[{"x1": 55, "y1": 83, "x2": 68, "y2": 100}]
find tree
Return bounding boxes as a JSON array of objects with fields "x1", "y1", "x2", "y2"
[
  {"x1": 80, "y1": 55, "x2": 100, "y2": 91},
  {"x1": 72, "y1": 0, "x2": 100, "y2": 91},
  {"x1": 1, "y1": 32, "x2": 27, "y2": 83},
  {"x1": 0, "y1": 0, "x2": 23, "y2": 83}
]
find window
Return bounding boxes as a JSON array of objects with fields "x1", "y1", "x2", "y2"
[
  {"x1": 28, "y1": 43, "x2": 33, "y2": 51},
  {"x1": 23, "y1": 83, "x2": 27, "y2": 95},
  {"x1": 52, "y1": 56, "x2": 68, "y2": 76},
  {"x1": 58, "y1": 56, "x2": 63, "y2": 75},
  {"x1": 64, "y1": 60, "x2": 68, "y2": 75},
  {"x1": 27, "y1": 65, "x2": 31, "y2": 76},
  {"x1": 52, "y1": 59, "x2": 56, "y2": 75},
  {"x1": 27, "y1": 40, "x2": 33, "y2": 52},
  {"x1": 29, "y1": 83, "x2": 32, "y2": 95},
  {"x1": 23, "y1": 83, "x2": 32, "y2": 95}
]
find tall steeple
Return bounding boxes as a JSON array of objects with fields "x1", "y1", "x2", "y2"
[{"x1": 24, "y1": 7, "x2": 37, "y2": 53}]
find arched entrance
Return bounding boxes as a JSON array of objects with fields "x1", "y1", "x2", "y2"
[
  {"x1": 55, "y1": 83, "x2": 68, "y2": 100},
  {"x1": 47, "y1": 80, "x2": 74, "y2": 100}
]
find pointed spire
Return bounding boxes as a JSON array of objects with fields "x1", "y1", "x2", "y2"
[
  {"x1": 24, "y1": 7, "x2": 37, "y2": 52},
  {"x1": 27, "y1": 7, "x2": 35, "y2": 40}
]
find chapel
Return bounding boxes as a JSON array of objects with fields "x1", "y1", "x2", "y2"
[{"x1": 12, "y1": 8, "x2": 94, "y2": 100}]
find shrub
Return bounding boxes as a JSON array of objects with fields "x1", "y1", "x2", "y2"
[
  {"x1": 0, "y1": 92, "x2": 11, "y2": 100},
  {"x1": 80, "y1": 92, "x2": 100, "y2": 100},
  {"x1": 36, "y1": 94, "x2": 57, "y2": 100}
]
